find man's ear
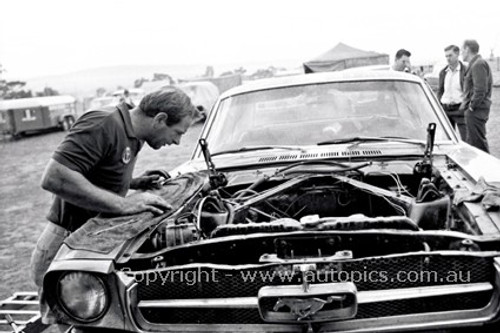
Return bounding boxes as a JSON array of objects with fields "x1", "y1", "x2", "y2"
[{"x1": 153, "y1": 112, "x2": 168, "y2": 128}]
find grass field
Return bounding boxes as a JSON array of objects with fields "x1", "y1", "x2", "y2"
[
  {"x1": 1, "y1": 88, "x2": 499, "y2": 301},
  {"x1": 0, "y1": 121, "x2": 205, "y2": 300}
]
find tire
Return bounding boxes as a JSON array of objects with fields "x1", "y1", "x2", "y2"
[
  {"x1": 62, "y1": 116, "x2": 74, "y2": 131},
  {"x1": 11, "y1": 132, "x2": 23, "y2": 140}
]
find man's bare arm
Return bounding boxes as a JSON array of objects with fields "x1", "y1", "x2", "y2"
[{"x1": 41, "y1": 159, "x2": 171, "y2": 215}]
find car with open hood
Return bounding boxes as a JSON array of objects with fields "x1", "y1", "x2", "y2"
[{"x1": 42, "y1": 70, "x2": 500, "y2": 332}]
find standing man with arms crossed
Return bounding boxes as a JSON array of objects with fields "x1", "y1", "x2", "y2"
[
  {"x1": 437, "y1": 45, "x2": 467, "y2": 140},
  {"x1": 30, "y1": 88, "x2": 197, "y2": 330},
  {"x1": 461, "y1": 39, "x2": 493, "y2": 153}
]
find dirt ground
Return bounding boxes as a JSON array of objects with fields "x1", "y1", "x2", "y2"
[
  {"x1": 1, "y1": 89, "x2": 500, "y2": 301},
  {"x1": 0, "y1": 121, "x2": 204, "y2": 300}
]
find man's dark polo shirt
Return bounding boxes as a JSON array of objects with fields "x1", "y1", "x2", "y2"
[{"x1": 47, "y1": 103, "x2": 142, "y2": 232}]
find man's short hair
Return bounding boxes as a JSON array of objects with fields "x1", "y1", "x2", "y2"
[
  {"x1": 139, "y1": 87, "x2": 197, "y2": 126},
  {"x1": 395, "y1": 49, "x2": 411, "y2": 60},
  {"x1": 444, "y1": 45, "x2": 460, "y2": 54},
  {"x1": 463, "y1": 39, "x2": 480, "y2": 54}
]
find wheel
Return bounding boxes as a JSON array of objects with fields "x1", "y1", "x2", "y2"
[
  {"x1": 10, "y1": 132, "x2": 23, "y2": 140},
  {"x1": 62, "y1": 117, "x2": 74, "y2": 131}
]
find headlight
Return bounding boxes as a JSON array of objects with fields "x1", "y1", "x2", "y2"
[{"x1": 57, "y1": 272, "x2": 108, "y2": 322}]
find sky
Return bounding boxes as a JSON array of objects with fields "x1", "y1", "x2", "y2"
[{"x1": 1, "y1": 0, "x2": 499, "y2": 79}]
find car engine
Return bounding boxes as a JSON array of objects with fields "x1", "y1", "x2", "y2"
[{"x1": 126, "y1": 156, "x2": 496, "y2": 270}]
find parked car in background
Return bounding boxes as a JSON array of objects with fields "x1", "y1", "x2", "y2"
[
  {"x1": 158, "y1": 81, "x2": 219, "y2": 121},
  {"x1": 111, "y1": 88, "x2": 145, "y2": 106},
  {"x1": 43, "y1": 70, "x2": 500, "y2": 332},
  {"x1": 87, "y1": 88, "x2": 146, "y2": 113},
  {"x1": 88, "y1": 96, "x2": 118, "y2": 110},
  {"x1": 424, "y1": 62, "x2": 447, "y2": 94},
  {"x1": 0, "y1": 96, "x2": 77, "y2": 137}
]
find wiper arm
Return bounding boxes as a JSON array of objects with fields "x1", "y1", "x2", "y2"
[
  {"x1": 199, "y1": 139, "x2": 227, "y2": 189},
  {"x1": 212, "y1": 145, "x2": 306, "y2": 157},
  {"x1": 317, "y1": 136, "x2": 426, "y2": 147}
]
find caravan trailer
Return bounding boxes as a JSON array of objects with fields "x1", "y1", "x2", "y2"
[{"x1": 0, "y1": 95, "x2": 77, "y2": 137}]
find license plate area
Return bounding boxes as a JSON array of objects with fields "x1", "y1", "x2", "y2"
[{"x1": 258, "y1": 282, "x2": 357, "y2": 323}]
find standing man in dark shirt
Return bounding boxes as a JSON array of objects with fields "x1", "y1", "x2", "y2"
[
  {"x1": 30, "y1": 87, "x2": 197, "y2": 301},
  {"x1": 461, "y1": 39, "x2": 493, "y2": 153},
  {"x1": 437, "y1": 45, "x2": 467, "y2": 139}
]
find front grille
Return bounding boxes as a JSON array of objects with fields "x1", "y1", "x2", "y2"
[
  {"x1": 130, "y1": 254, "x2": 495, "y2": 324},
  {"x1": 355, "y1": 290, "x2": 493, "y2": 319},
  {"x1": 139, "y1": 292, "x2": 493, "y2": 324},
  {"x1": 134, "y1": 254, "x2": 493, "y2": 300},
  {"x1": 140, "y1": 308, "x2": 261, "y2": 324}
]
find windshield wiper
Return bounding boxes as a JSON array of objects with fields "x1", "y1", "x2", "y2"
[
  {"x1": 317, "y1": 136, "x2": 426, "y2": 147},
  {"x1": 212, "y1": 145, "x2": 306, "y2": 157},
  {"x1": 199, "y1": 139, "x2": 227, "y2": 189}
]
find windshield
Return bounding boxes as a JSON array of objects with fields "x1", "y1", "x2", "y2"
[{"x1": 205, "y1": 80, "x2": 450, "y2": 153}]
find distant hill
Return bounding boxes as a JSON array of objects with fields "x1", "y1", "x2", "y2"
[
  {"x1": 23, "y1": 60, "x2": 303, "y2": 100},
  {"x1": 24, "y1": 64, "x2": 208, "y2": 99}
]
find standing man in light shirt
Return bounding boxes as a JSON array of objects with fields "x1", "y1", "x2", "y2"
[{"x1": 437, "y1": 45, "x2": 467, "y2": 139}]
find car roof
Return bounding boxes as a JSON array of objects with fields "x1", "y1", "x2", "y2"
[{"x1": 221, "y1": 70, "x2": 423, "y2": 99}]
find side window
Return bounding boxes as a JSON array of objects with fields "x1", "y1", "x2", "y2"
[
  {"x1": 0, "y1": 111, "x2": 6, "y2": 123},
  {"x1": 21, "y1": 109, "x2": 37, "y2": 122}
]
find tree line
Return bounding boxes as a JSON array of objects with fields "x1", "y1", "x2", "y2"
[{"x1": 0, "y1": 64, "x2": 59, "y2": 100}]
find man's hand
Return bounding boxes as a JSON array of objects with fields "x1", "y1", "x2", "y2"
[
  {"x1": 121, "y1": 192, "x2": 172, "y2": 215},
  {"x1": 41, "y1": 159, "x2": 172, "y2": 215},
  {"x1": 130, "y1": 170, "x2": 171, "y2": 190}
]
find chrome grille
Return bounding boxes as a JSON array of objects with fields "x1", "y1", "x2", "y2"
[
  {"x1": 355, "y1": 291, "x2": 493, "y2": 319},
  {"x1": 138, "y1": 292, "x2": 493, "y2": 324},
  {"x1": 135, "y1": 254, "x2": 492, "y2": 300},
  {"x1": 140, "y1": 308, "x2": 261, "y2": 324},
  {"x1": 130, "y1": 254, "x2": 495, "y2": 325}
]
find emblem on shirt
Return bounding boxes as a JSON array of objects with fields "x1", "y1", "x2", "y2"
[{"x1": 122, "y1": 147, "x2": 132, "y2": 164}]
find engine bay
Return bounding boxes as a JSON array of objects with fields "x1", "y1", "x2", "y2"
[
  {"x1": 172, "y1": 171, "x2": 450, "y2": 239},
  {"x1": 127, "y1": 156, "x2": 498, "y2": 270}
]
